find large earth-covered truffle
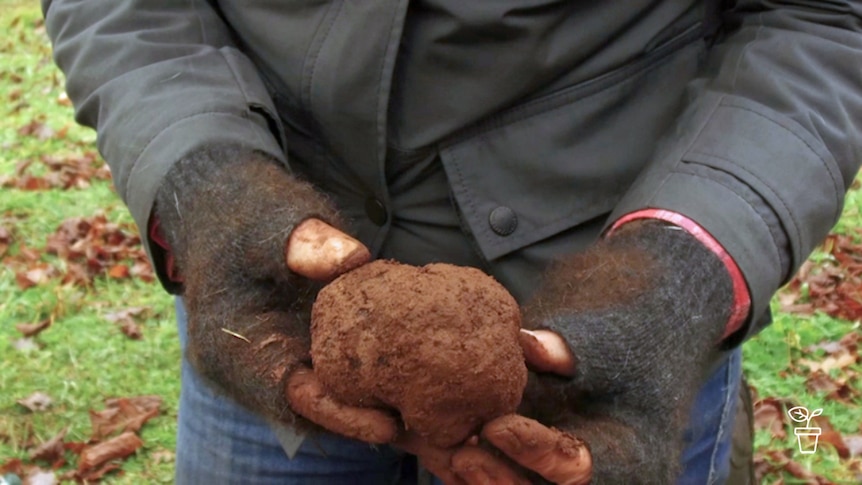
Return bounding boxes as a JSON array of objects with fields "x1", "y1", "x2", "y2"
[{"x1": 310, "y1": 260, "x2": 527, "y2": 448}]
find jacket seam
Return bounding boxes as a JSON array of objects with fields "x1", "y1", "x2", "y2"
[
  {"x1": 304, "y1": 1, "x2": 344, "y2": 113},
  {"x1": 664, "y1": 169, "x2": 783, "y2": 282},
  {"x1": 686, "y1": 150, "x2": 802, "y2": 265},
  {"x1": 717, "y1": 100, "x2": 844, "y2": 222},
  {"x1": 441, "y1": 27, "x2": 703, "y2": 147}
]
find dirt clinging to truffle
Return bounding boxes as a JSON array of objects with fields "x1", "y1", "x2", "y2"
[{"x1": 311, "y1": 260, "x2": 527, "y2": 448}]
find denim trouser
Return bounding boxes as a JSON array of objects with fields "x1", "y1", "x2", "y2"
[{"x1": 174, "y1": 300, "x2": 742, "y2": 485}]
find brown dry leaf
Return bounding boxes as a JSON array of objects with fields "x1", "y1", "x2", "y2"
[
  {"x1": 90, "y1": 396, "x2": 162, "y2": 440},
  {"x1": 15, "y1": 264, "x2": 58, "y2": 290},
  {"x1": 0, "y1": 224, "x2": 11, "y2": 257},
  {"x1": 105, "y1": 307, "x2": 149, "y2": 340},
  {"x1": 0, "y1": 458, "x2": 25, "y2": 475},
  {"x1": 785, "y1": 231, "x2": 862, "y2": 321},
  {"x1": 1, "y1": 152, "x2": 111, "y2": 191},
  {"x1": 755, "y1": 450, "x2": 833, "y2": 485},
  {"x1": 17, "y1": 119, "x2": 54, "y2": 140},
  {"x1": 15, "y1": 319, "x2": 51, "y2": 338},
  {"x1": 75, "y1": 462, "x2": 121, "y2": 482},
  {"x1": 812, "y1": 415, "x2": 849, "y2": 459},
  {"x1": 107, "y1": 264, "x2": 129, "y2": 279},
  {"x1": 798, "y1": 350, "x2": 858, "y2": 373},
  {"x1": 28, "y1": 427, "x2": 67, "y2": 463},
  {"x1": 17, "y1": 392, "x2": 53, "y2": 413},
  {"x1": 77, "y1": 431, "x2": 143, "y2": 473},
  {"x1": 804, "y1": 371, "x2": 859, "y2": 404},
  {"x1": 117, "y1": 319, "x2": 143, "y2": 340},
  {"x1": 753, "y1": 397, "x2": 789, "y2": 440},
  {"x1": 44, "y1": 213, "x2": 153, "y2": 286}
]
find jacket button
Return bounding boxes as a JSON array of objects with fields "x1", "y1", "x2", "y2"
[
  {"x1": 365, "y1": 197, "x2": 388, "y2": 226},
  {"x1": 489, "y1": 206, "x2": 517, "y2": 236}
]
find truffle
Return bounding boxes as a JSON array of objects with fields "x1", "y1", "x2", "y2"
[{"x1": 311, "y1": 260, "x2": 527, "y2": 447}]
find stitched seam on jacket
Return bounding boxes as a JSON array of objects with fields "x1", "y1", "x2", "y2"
[
  {"x1": 717, "y1": 100, "x2": 844, "y2": 222},
  {"x1": 304, "y1": 1, "x2": 344, "y2": 113},
  {"x1": 441, "y1": 32, "x2": 703, "y2": 146},
  {"x1": 375, "y1": 1, "x2": 407, "y2": 170},
  {"x1": 686, "y1": 150, "x2": 802, "y2": 264},
  {"x1": 664, "y1": 169, "x2": 783, "y2": 277}
]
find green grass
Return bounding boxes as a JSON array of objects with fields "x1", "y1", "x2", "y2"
[
  {"x1": 2, "y1": 1, "x2": 861, "y2": 483},
  {"x1": 0, "y1": 2, "x2": 177, "y2": 483}
]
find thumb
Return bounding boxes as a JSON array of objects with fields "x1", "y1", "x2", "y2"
[
  {"x1": 286, "y1": 218, "x2": 371, "y2": 281},
  {"x1": 519, "y1": 329, "x2": 575, "y2": 377}
]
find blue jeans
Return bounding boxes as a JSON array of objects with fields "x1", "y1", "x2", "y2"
[{"x1": 174, "y1": 300, "x2": 742, "y2": 485}]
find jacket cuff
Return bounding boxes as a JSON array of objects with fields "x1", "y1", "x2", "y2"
[
  {"x1": 607, "y1": 210, "x2": 750, "y2": 340},
  {"x1": 129, "y1": 112, "x2": 286, "y2": 291}
]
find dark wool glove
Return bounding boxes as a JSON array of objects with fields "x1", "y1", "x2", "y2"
[
  {"x1": 155, "y1": 144, "x2": 340, "y2": 425},
  {"x1": 520, "y1": 220, "x2": 734, "y2": 484}
]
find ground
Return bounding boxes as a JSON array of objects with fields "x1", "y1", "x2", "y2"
[{"x1": 0, "y1": 1, "x2": 860, "y2": 483}]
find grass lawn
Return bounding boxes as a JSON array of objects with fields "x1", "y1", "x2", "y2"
[{"x1": 1, "y1": 1, "x2": 861, "y2": 483}]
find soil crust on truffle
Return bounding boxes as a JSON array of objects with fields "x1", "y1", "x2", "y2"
[{"x1": 311, "y1": 260, "x2": 527, "y2": 447}]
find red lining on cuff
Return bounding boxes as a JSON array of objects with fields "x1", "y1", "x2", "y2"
[
  {"x1": 608, "y1": 209, "x2": 750, "y2": 340},
  {"x1": 148, "y1": 216, "x2": 182, "y2": 283}
]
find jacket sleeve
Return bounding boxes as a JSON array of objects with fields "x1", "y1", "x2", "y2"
[
  {"x1": 42, "y1": 0, "x2": 287, "y2": 288},
  {"x1": 609, "y1": 1, "x2": 862, "y2": 338}
]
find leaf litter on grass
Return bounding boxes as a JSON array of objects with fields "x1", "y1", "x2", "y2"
[
  {"x1": 753, "y1": 230, "x2": 862, "y2": 483},
  {"x1": 0, "y1": 396, "x2": 162, "y2": 483},
  {"x1": 4, "y1": 211, "x2": 155, "y2": 290}
]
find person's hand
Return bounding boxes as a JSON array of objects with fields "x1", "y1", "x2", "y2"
[
  {"x1": 448, "y1": 220, "x2": 736, "y2": 484},
  {"x1": 155, "y1": 145, "x2": 395, "y2": 441},
  {"x1": 400, "y1": 330, "x2": 591, "y2": 485}
]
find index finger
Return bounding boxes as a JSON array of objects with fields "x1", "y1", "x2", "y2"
[
  {"x1": 482, "y1": 415, "x2": 592, "y2": 485},
  {"x1": 286, "y1": 368, "x2": 397, "y2": 443}
]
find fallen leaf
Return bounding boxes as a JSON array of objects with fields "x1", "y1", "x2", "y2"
[
  {"x1": 812, "y1": 415, "x2": 849, "y2": 459},
  {"x1": 107, "y1": 264, "x2": 129, "y2": 279},
  {"x1": 755, "y1": 450, "x2": 832, "y2": 485},
  {"x1": 0, "y1": 224, "x2": 10, "y2": 257},
  {"x1": 16, "y1": 392, "x2": 52, "y2": 413},
  {"x1": 17, "y1": 119, "x2": 54, "y2": 140},
  {"x1": 798, "y1": 350, "x2": 858, "y2": 373},
  {"x1": 44, "y1": 213, "x2": 152, "y2": 286},
  {"x1": 0, "y1": 458, "x2": 24, "y2": 475},
  {"x1": 104, "y1": 307, "x2": 149, "y2": 340},
  {"x1": 14, "y1": 319, "x2": 51, "y2": 338},
  {"x1": 75, "y1": 462, "x2": 121, "y2": 482},
  {"x1": 804, "y1": 371, "x2": 859, "y2": 404},
  {"x1": 753, "y1": 397, "x2": 789, "y2": 440},
  {"x1": 28, "y1": 428, "x2": 67, "y2": 463},
  {"x1": 77, "y1": 431, "x2": 143, "y2": 473},
  {"x1": 90, "y1": 396, "x2": 162, "y2": 440},
  {"x1": 785, "y1": 231, "x2": 862, "y2": 321}
]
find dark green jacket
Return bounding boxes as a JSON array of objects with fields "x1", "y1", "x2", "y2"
[{"x1": 43, "y1": 0, "x2": 862, "y2": 339}]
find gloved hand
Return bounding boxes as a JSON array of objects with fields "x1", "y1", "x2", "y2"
[
  {"x1": 155, "y1": 145, "x2": 397, "y2": 443},
  {"x1": 441, "y1": 220, "x2": 736, "y2": 484}
]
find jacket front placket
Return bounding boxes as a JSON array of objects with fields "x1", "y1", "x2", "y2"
[{"x1": 304, "y1": 0, "x2": 411, "y2": 254}]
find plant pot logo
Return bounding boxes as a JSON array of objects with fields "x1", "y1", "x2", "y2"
[{"x1": 787, "y1": 406, "x2": 823, "y2": 454}]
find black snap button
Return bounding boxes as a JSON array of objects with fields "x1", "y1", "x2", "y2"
[
  {"x1": 365, "y1": 197, "x2": 388, "y2": 226},
  {"x1": 489, "y1": 206, "x2": 517, "y2": 236}
]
